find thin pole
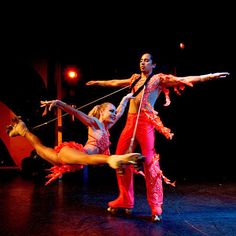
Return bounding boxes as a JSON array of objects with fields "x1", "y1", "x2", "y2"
[
  {"x1": 127, "y1": 85, "x2": 146, "y2": 153},
  {"x1": 55, "y1": 62, "x2": 63, "y2": 146}
]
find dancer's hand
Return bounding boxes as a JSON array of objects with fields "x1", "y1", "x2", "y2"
[
  {"x1": 40, "y1": 100, "x2": 61, "y2": 116},
  {"x1": 199, "y1": 72, "x2": 230, "y2": 82},
  {"x1": 86, "y1": 80, "x2": 97, "y2": 86},
  {"x1": 119, "y1": 92, "x2": 134, "y2": 109},
  {"x1": 124, "y1": 92, "x2": 135, "y2": 101},
  {"x1": 40, "y1": 100, "x2": 60, "y2": 111},
  {"x1": 205, "y1": 72, "x2": 230, "y2": 80},
  {"x1": 211, "y1": 72, "x2": 230, "y2": 79}
]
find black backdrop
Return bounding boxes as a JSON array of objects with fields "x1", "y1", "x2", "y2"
[{"x1": 0, "y1": 3, "x2": 235, "y2": 181}]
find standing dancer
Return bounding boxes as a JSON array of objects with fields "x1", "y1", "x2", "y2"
[
  {"x1": 86, "y1": 52, "x2": 229, "y2": 222},
  {"x1": 7, "y1": 93, "x2": 144, "y2": 185}
]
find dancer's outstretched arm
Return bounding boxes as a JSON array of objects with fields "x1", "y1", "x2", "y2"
[
  {"x1": 161, "y1": 72, "x2": 230, "y2": 87},
  {"x1": 86, "y1": 72, "x2": 230, "y2": 88},
  {"x1": 40, "y1": 100, "x2": 100, "y2": 128},
  {"x1": 86, "y1": 78, "x2": 131, "y2": 87}
]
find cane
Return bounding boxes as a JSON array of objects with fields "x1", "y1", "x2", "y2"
[
  {"x1": 127, "y1": 85, "x2": 146, "y2": 154},
  {"x1": 117, "y1": 86, "x2": 146, "y2": 175}
]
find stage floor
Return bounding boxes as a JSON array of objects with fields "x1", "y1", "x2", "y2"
[{"x1": 0, "y1": 168, "x2": 235, "y2": 236}]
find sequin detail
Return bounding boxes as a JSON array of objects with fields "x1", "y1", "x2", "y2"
[
  {"x1": 86, "y1": 127, "x2": 111, "y2": 155},
  {"x1": 129, "y1": 73, "x2": 193, "y2": 139},
  {"x1": 45, "y1": 142, "x2": 85, "y2": 185}
]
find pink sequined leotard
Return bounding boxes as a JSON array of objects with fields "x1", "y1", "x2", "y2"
[
  {"x1": 45, "y1": 126, "x2": 111, "y2": 185},
  {"x1": 85, "y1": 126, "x2": 111, "y2": 155}
]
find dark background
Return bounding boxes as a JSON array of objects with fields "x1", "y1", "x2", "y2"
[{"x1": 0, "y1": 3, "x2": 235, "y2": 181}]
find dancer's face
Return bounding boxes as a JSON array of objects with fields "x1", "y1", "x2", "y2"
[
  {"x1": 140, "y1": 53, "x2": 156, "y2": 74},
  {"x1": 100, "y1": 104, "x2": 117, "y2": 124}
]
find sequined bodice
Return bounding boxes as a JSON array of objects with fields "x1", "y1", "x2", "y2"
[
  {"x1": 130, "y1": 73, "x2": 161, "y2": 109},
  {"x1": 85, "y1": 126, "x2": 111, "y2": 155}
]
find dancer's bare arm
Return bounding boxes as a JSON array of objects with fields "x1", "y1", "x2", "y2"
[
  {"x1": 40, "y1": 100, "x2": 100, "y2": 128},
  {"x1": 161, "y1": 72, "x2": 230, "y2": 87},
  {"x1": 116, "y1": 93, "x2": 134, "y2": 119},
  {"x1": 86, "y1": 78, "x2": 131, "y2": 87},
  {"x1": 106, "y1": 93, "x2": 134, "y2": 130}
]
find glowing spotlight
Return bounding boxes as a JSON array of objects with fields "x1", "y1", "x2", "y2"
[
  {"x1": 179, "y1": 42, "x2": 185, "y2": 49},
  {"x1": 67, "y1": 70, "x2": 78, "y2": 79},
  {"x1": 64, "y1": 66, "x2": 80, "y2": 85}
]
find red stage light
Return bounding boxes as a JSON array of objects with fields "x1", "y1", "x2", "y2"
[
  {"x1": 179, "y1": 42, "x2": 185, "y2": 49},
  {"x1": 64, "y1": 66, "x2": 80, "y2": 85},
  {"x1": 67, "y1": 70, "x2": 78, "y2": 79}
]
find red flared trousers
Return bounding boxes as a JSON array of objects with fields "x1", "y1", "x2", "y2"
[{"x1": 109, "y1": 112, "x2": 163, "y2": 215}]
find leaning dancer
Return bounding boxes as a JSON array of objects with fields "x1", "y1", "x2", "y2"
[
  {"x1": 86, "y1": 52, "x2": 230, "y2": 222},
  {"x1": 7, "y1": 93, "x2": 143, "y2": 185}
]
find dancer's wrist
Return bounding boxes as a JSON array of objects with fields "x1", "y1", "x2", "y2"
[{"x1": 200, "y1": 73, "x2": 212, "y2": 82}]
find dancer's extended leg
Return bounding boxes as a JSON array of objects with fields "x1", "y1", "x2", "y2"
[{"x1": 7, "y1": 117, "x2": 143, "y2": 169}]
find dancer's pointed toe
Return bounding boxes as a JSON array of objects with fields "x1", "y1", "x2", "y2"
[{"x1": 6, "y1": 116, "x2": 29, "y2": 137}]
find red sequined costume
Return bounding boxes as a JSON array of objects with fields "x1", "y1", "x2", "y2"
[
  {"x1": 109, "y1": 73, "x2": 191, "y2": 215},
  {"x1": 45, "y1": 127, "x2": 111, "y2": 185}
]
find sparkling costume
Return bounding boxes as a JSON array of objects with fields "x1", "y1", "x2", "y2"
[
  {"x1": 109, "y1": 73, "x2": 190, "y2": 215},
  {"x1": 45, "y1": 127, "x2": 111, "y2": 185}
]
